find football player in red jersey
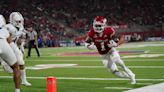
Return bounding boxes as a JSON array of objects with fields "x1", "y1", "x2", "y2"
[{"x1": 85, "y1": 16, "x2": 136, "y2": 84}]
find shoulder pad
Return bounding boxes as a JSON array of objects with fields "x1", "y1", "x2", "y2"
[{"x1": 5, "y1": 24, "x2": 17, "y2": 33}]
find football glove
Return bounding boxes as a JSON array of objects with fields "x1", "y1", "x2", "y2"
[
  {"x1": 108, "y1": 40, "x2": 118, "y2": 47},
  {"x1": 84, "y1": 42, "x2": 96, "y2": 50}
]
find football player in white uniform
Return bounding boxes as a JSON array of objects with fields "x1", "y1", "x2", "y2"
[
  {"x1": 4, "y1": 12, "x2": 31, "y2": 86},
  {"x1": 0, "y1": 14, "x2": 21, "y2": 92}
]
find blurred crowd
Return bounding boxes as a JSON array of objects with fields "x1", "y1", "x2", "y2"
[
  {"x1": 30, "y1": 0, "x2": 163, "y2": 29},
  {"x1": 0, "y1": 0, "x2": 163, "y2": 47}
]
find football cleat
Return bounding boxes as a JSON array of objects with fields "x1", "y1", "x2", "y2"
[
  {"x1": 130, "y1": 74, "x2": 136, "y2": 85},
  {"x1": 21, "y1": 81, "x2": 32, "y2": 86}
]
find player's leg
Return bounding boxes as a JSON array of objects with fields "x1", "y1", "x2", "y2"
[
  {"x1": 2, "y1": 55, "x2": 21, "y2": 92},
  {"x1": 33, "y1": 41, "x2": 40, "y2": 57},
  {"x1": 19, "y1": 65, "x2": 31, "y2": 86},
  {"x1": 117, "y1": 59, "x2": 136, "y2": 84},
  {"x1": 111, "y1": 49, "x2": 136, "y2": 84},
  {"x1": 101, "y1": 54, "x2": 128, "y2": 78},
  {"x1": 10, "y1": 63, "x2": 21, "y2": 92},
  {"x1": 27, "y1": 41, "x2": 32, "y2": 57},
  {"x1": 17, "y1": 50, "x2": 32, "y2": 86},
  {"x1": 10, "y1": 42, "x2": 31, "y2": 86},
  {"x1": 0, "y1": 40, "x2": 21, "y2": 92}
]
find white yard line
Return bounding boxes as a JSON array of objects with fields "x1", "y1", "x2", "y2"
[
  {"x1": 71, "y1": 66, "x2": 164, "y2": 69},
  {"x1": 25, "y1": 60, "x2": 101, "y2": 62},
  {"x1": 144, "y1": 50, "x2": 150, "y2": 53},
  {"x1": 128, "y1": 66, "x2": 164, "y2": 68},
  {"x1": 24, "y1": 59, "x2": 164, "y2": 62},
  {"x1": 122, "y1": 54, "x2": 164, "y2": 58},
  {"x1": 26, "y1": 65, "x2": 164, "y2": 69},
  {"x1": 1, "y1": 65, "x2": 164, "y2": 72},
  {"x1": 104, "y1": 87, "x2": 132, "y2": 90},
  {"x1": 0, "y1": 76, "x2": 164, "y2": 81}
]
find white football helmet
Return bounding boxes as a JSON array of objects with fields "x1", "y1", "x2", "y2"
[
  {"x1": 0, "y1": 14, "x2": 6, "y2": 28},
  {"x1": 9, "y1": 12, "x2": 24, "y2": 28},
  {"x1": 93, "y1": 16, "x2": 107, "y2": 33}
]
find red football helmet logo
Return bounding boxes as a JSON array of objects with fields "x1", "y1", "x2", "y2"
[{"x1": 93, "y1": 16, "x2": 107, "y2": 33}]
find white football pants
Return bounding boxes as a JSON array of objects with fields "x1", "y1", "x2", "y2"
[
  {"x1": 101, "y1": 48, "x2": 134, "y2": 78},
  {"x1": 10, "y1": 42, "x2": 25, "y2": 65},
  {"x1": 0, "y1": 39, "x2": 17, "y2": 66}
]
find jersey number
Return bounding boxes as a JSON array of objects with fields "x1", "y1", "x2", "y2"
[{"x1": 100, "y1": 42, "x2": 105, "y2": 51}]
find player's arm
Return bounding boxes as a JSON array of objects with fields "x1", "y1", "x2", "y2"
[
  {"x1": 109, "y1": 34, "x2": 125, "y2": 47},
  {"x1": 108, "y1": 28, "x2": 125, "y2": 47},
  {"x1": 116, "y1": 34, "x2": 125, "y2": 46},
  {"x1": 6, "y1": 35, "x2": 13, "y2": 44},
  {"x1": 84, "y1": 36, "x2": 96, "y2": 50},
  {"x1": 84, "y1": 36, "x2": 91, "y2": 46}
]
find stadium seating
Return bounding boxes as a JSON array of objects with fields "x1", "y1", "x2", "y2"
[{"x1": 0, "y1": 0, "x2": 163, "y2": 47}]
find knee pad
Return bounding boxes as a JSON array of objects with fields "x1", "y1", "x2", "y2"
[
  {"x1": 109, "y1": 63, "x2": 118, "y2": 72},
  {"x1": 102, "y1": 60, "x2": 108, "y2": 67},
  {"x1": 19, "y1": 65, "x2": 25, "y2": 70},
  {"x1": 110, "y1": 53, "x2": 119, "y2": 61}
]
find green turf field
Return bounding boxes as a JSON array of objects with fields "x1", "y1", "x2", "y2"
[{"x1": 0, "y1": 41, "x2": 164, "y2": 92}]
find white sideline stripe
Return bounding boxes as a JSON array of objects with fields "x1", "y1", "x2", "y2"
[
  {"x1": 124, "y1": 83, "x2": 164, "y2": 92},
  {"x1": 25, "y1": 65, "x2": 164, "y2": 70},
  {"x1": 25, "y1": 59, "x2": 164, "y2": 62},
  {"x1": 25, "y1": 60, "x2": 101, "y2": 62},
  {"x1": 144, "y1": 50, "x2": 150, "y2": 53},
  {"x1": 122, "y1": 54, "x2": 164, "y2": 58},
  {"x1": 26, "y1": 64, "x2": 78, "y2": 70},
  {"x1": 68, "y1": 66, "x2": 164, "y2": 69},
  {"x1": 26, "y1": 66, "x2": 164, "y2": 69},
  {"x1": 104, "y1": 87, "x2": 132, "y2": 90},
  {"x1": 29, "y1": 53, "x2": 164, "y2": 57},
  {"x1": 0, "y1": 76, "x2": 164, "y2": 81},
  {"x1": 128, "y1": 66, "x2": 164, "y2": 68},
  {"x1": 1, "y1": 65, "x2": 164, "y2": 72}
]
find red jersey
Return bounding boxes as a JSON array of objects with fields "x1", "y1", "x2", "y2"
[{"x1": 88, "y1": 27, "x2": 115, "y2": 54}]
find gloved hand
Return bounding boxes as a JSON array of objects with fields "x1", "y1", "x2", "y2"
[
  {"x1": 107, "y1": 40, "x2": 118, "y2": 47},
  {"x1": 84, "y1": 42, "x2": 96, "y2": 50},
  {"x1": 87, "y1": 43, "x2": 96, "y2": 50}
]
